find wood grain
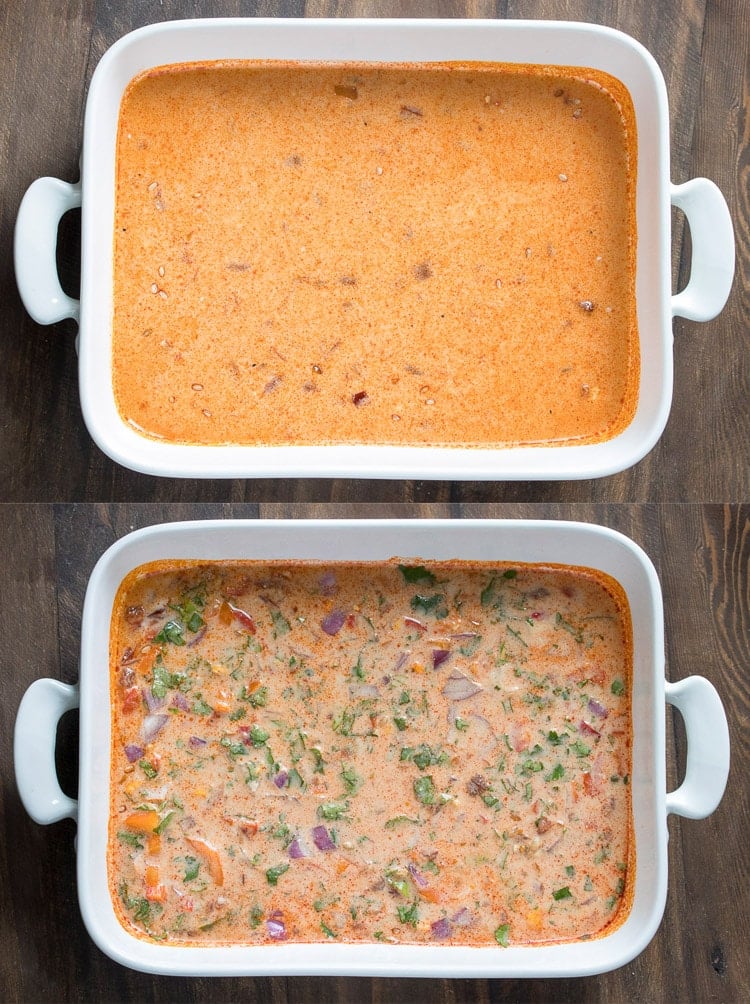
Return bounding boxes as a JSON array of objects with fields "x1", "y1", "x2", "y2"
[
  {"x1": 0, "y1": 0, "x2": 746, "y2": 501},
  {"x1": 1, "y1": 502, "x2": 746, "y2": 1003}
]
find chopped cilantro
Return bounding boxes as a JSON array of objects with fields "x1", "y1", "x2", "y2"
[
  {"x1": 398, "y1": 565, "x2": 437, "y2": 585},
  {"x1": 400, "y1": 744, "x2": 448, "y2": 771},
  {"x1": 155, "y1": 620, "x2": 185, "y2": 647},
  {"x1": 183, "y1": 856, "x2": 200, "y2": 882},
  {"x1": 458, "y1": 635, "x2": 482, "y2": 658},
  {"x1": 191, "y1": 696, "x2": 213, "y2": 716},
  {"x1": 310, "y1": 747, "x2": 326, "y2": 773},
  {"x1": 220, "y1": 737, "x2": 247, "y2": 758},
  {"x1": 384, "y1": 815, "x2": 421, "y2": 829},
  {"x1": 139, "y1": 759, "x2": 158, "y2": 779},
  {"x1": 240, "y1": 684, "x2": 269, "y2": 707},
  {"x1": 413, "y1": 775, "x2": 436, "y2": 805},
  {"x1": 555, "y1": 612, "x2": 584, "y2": 644},
  {"x1": 318, "y1": 801, "x2": 349, "y2": 821},
  {"x1": 271, "y1": 609, "x2": 291, "y2": 636},
  {"x1": 611, "y1": 678, "x2": 625, "y2": 696},
  {"x1": 340, "y1": 766, "x2": 363, "y2": 795},
  {"x1": 265, "y1": 863, "x2": 289, "y2": 886},
  {"x1": 248, "y1": 723, "x2": 269, "y2": 747},
  {"x1": 154, "y1": 811, "x2": 175, "y2": 836},
  {"x1": 494, "y1": 923, "x2": 510, "y2": 946},
  {"x1": 151, "y1": 661, "x2": 185, "y2": 698},
  {"x1": 397, "y1": 901, "x2": 419, "y2": 926},
  {"x1": 553, "y1": 886, "x2": 572, "y2": 901},
  {"x1": 410, "y1": 593, "x2": 449, "y2": 619},
  {"x1": 332, "y1": 707, "x2": 357, "y2": 736},
  {"x1": 117, "y1": 831, "x2": 143, "y2": 849}
]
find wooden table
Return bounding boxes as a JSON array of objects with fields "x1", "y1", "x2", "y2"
[{"x1": 0, "y1": 2, "x2": 748, "y2": 1003}]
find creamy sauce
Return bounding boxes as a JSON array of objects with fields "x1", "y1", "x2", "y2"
[
  {"x1": 112, "y1": 61, "x2": 638, "y2": 448},
  {"x1": 109, "y1": 560, "x2": 634, "y2": 947}
]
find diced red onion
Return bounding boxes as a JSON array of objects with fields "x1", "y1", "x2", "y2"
[
  {"x1": 404, "y1": 616, "x2": 427, "y2": 632},
  {"x1": 273, "y1": 770, "x2": 289, "y2": 789},
  {"x1": 124, "y1": 743, "x2": 144, "y2": 763},
  {"x1": 451, "y1": 907, "x2": 473, "y2": 928},
  {"x1": 449, "y1": 632, "x2": 480, "y2": 640},
  {"x1": 442, "y1": 671, "x2": 483, "y2": 701},
  {"x1": 189, "y1": 735, "x2": 208, "y2": 750},
  {"x1": 143, "y1": 688, "x2": 165, "y2": 713},
  {"x1": 588, "y1": 698, "x2": 609, "y2": 719},
  {"x1": 432, "y1": 649, "x2": 451, "y2": 669},
  {"x1": 172, "y1": 693, "x2": 190, "y2": 712},
  {"x1": 266, "y1": 913, "x2": 287, "y2": 940},
  {"x1": 318, "y1": 571, "x2": 338, "y2": 596},
  {"x1": 469, "y1": 712, "x2": 500, "y2": 752},
  {"x1": 393, "y1": 652, "x2": 410, "y2": 673},
  {"x1": 321, "y1": 609, "x2": 346, "y2": 636},
  {"x1": 430, "y1": 917, "x2": 453, "y2": 939},
  {"x1": 349, "y1": 682, "x2": 380, "y2": 700},
  {"x1": 288, "y1": 836, "x2": 309, "y2": 859},
  {"x1": 311, "y1": 825, "x2": 335, "y2": 851},
  {"x1": 408, "y1": 863, "x2": 428, "y2": 889},
  {"x1": 119, "y1": 664, "x2": 136, "y2": 685},
  {"x1": 579, "y1": 719, "x2": 601, "y2": 737},
  {"x1": 141, "y1": 714, "x2": 169, "y2": 744},
  {"x1": 187, "y1": 624, "x2": 207, "y2": 647}
]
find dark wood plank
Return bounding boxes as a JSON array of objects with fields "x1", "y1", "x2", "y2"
[
  {"x1": 0, "y1": 1, "x2": 746, "y2": 501},
  {"x1": 2, "y1": 502, "x2": 746, "y2": 1003}
]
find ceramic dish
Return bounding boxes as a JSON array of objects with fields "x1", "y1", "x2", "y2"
[
  {"x1": 14, "y1": 519, "x2": 730, "y2": 976},
  {"x1": 14, "y1": 18, "x2": 734, "y2": 480}
]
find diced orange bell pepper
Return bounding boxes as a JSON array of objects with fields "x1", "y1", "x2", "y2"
[
  {"x1": 418, "y1": 885, "x2": 441, "y2": 904},
  {"x1": 185, "y1": 836, "x2": 224, "y2": 886},
  {"x1": 144, "y1": 865, "x2": 167, "y2": 903},
  {"x1": 213, "y1": 689, "x2": 232, "y2": 715},
  {"x1": 124, "y1": 810, "x2": 160, "y2": 833},
  {"x1": 146, "y1": 833, "x2": 162, "y2": 855}
]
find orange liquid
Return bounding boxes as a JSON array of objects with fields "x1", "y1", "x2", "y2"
[{"x1": 113, "y1": 62, "x2": 638, "y2": 447}]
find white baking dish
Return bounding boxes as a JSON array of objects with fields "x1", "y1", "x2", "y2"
[
  {"x1": 13, "y1": 19, "x2": 734, "y2": 480},
  {"x1": 14, "y1": 518, "x2": 729, "y2": 977}
]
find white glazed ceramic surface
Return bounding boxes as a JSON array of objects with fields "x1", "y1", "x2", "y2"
[
  {"x1": 14, "y1": 519, "x2": 730, "y2": 976},
  {"x1": 13, "y1": 19, "x2": 735, "y2": 479}
]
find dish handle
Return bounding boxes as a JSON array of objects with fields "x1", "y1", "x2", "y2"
[
  {"x1": 664, "y1": 676, "x2": 730, "y2": 819},
  {"x1": 14, "y1": 176, "x2": 81, "y2": 326},
  {"x1": 14, "y1": 678, "x2": 79, "y2": 825},
  {"x1": 671, "y1": 178, "x2": 735, "y2": 322}
]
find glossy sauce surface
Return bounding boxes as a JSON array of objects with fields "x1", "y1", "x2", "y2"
[
  {"x1": 109, "y1": 559, "x2": 634, "y2": 947},
  {"x1": 113, "y1": 61, "x2": 638, "y2": 447}
]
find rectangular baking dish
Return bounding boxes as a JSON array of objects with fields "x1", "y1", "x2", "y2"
[
  {"x1": 14, "y1": 518, "x2": 729, "y2": 977},
  {"x1": 13, "y1": 18, "x2": 734, "y2": 480}
]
